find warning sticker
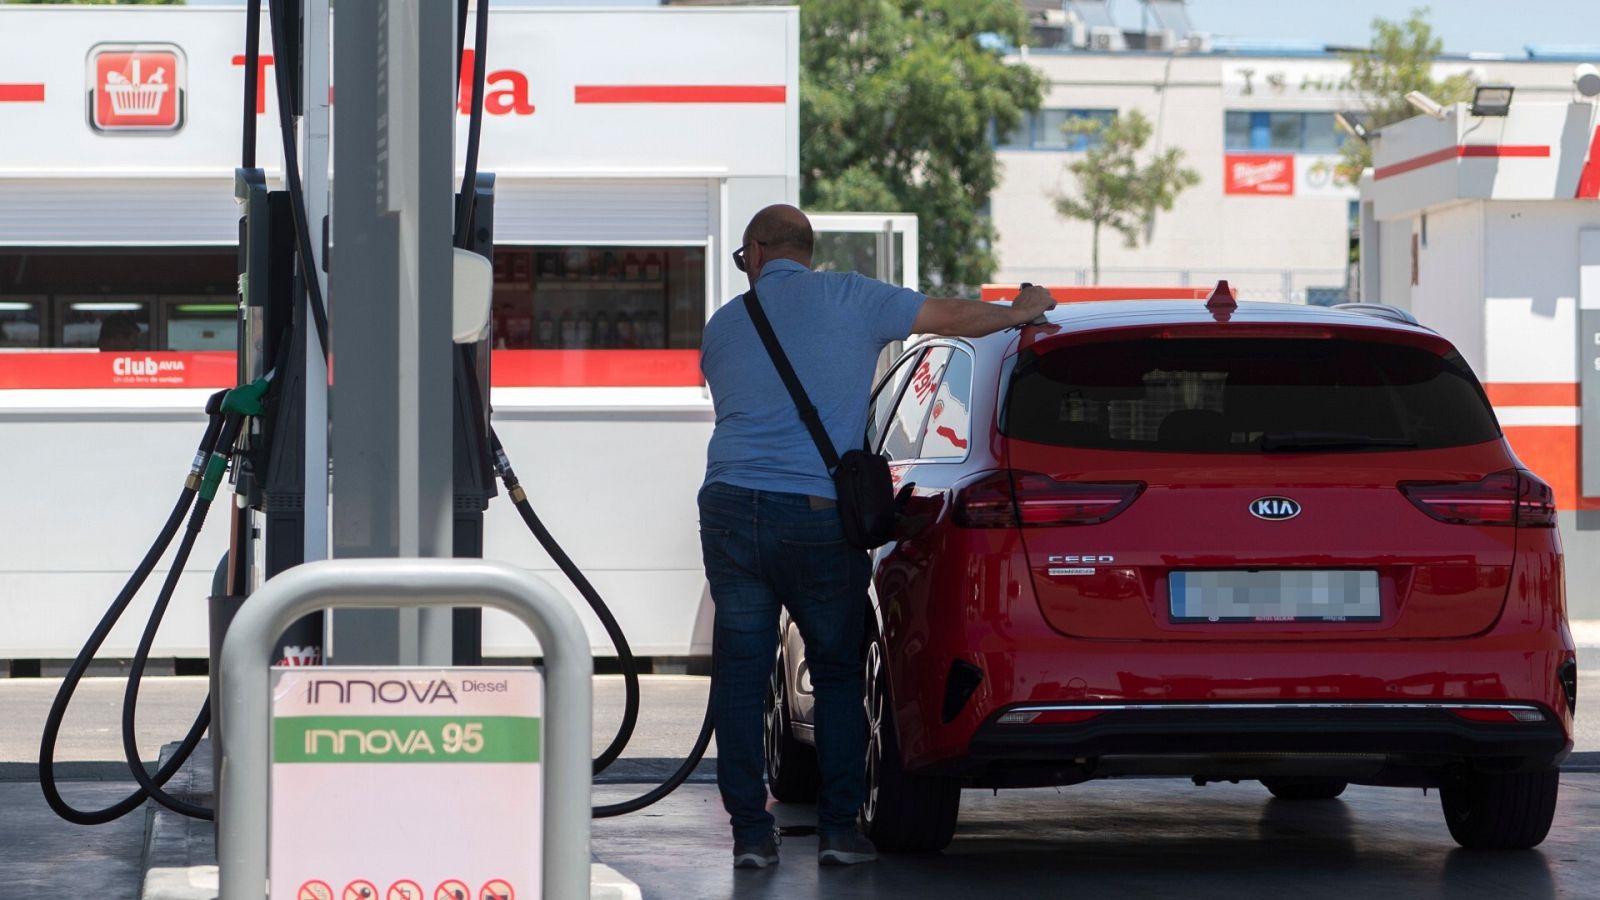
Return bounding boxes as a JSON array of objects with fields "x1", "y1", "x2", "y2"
[
  {"x1": 387, "y1": 880, "x2": 424, "y2": 900},
  {"x1": 435, "y1": 881, "x2": 471, "y2": 900},
  {"x1": 343, "y1": 881, "x2": 379, "y2": 900},
  {"x1": 298, "y1": 882, "x2": 334, "y2": 900},
  {"x1": 479, "y1": 880, "x2": 515, "y2": 900}
]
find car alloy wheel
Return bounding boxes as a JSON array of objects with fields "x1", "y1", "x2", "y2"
[{"x1": 764, "y1": 642, "x2": 819, "y2": 802}]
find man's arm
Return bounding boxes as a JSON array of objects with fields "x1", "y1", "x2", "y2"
[{"x1": 911, "y1": 286, "x2": 1056, "y2": 338}]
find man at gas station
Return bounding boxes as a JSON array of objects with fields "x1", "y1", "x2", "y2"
[{"x1": 699, "y1": 204, "x2": 1055, "y2": 868}]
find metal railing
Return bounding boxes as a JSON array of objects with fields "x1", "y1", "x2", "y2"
[{"x1": 216, "y1": 558, "x2": 593, "y2": 900}]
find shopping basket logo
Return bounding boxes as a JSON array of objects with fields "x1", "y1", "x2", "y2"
[{"x1": 87, "y1": 44, "x2": 185, "y2": 133}]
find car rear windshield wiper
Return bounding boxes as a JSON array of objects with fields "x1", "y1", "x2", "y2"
[{"x1": 1258, "y1": 432, "x2": 1419, "y2": 452}]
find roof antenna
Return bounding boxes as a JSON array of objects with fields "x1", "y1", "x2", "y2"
[{"x1": 1206, "y1": 280, "x2": 1237, "y2": 320}]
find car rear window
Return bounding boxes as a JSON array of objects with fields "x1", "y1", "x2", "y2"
[{"x1": 1003, "y1": 337, "x2": 1500, "y2": 453}]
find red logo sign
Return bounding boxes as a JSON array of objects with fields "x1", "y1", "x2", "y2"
[
  {"x1": 88, "y1": 44, "x2": 185, "y2": 133},
  {"x1": 1225, "y1": 154, "x2": 1294, "y2": 196}
]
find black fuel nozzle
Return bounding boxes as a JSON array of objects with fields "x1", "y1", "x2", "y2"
[{"x1": 487, "y1": 427, "x2": 526, "y2": 504}]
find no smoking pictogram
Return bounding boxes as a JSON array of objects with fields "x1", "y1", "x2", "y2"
[
  {"x1": 298, "y1": 881, "x2": 333, "y2": 900},
  {"x1": 343, "y1": 880, "x2": 379, "y2": 900},
  {"x1": 435, "y1": 880, "x2": 470, "y2": 900},
  {"x1": 387, "y1": 880, "x2": 423, "y2": 900},
  {"x1": 479, "y1": 880, "x2": 515, "y2": 900}
]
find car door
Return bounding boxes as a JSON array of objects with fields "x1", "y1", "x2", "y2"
[{"x1": 784, "y1": 346, "x2": 927, "y2": 731}]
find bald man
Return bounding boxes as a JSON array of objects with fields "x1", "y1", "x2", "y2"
[{"x1": 698, "y1": 205, "x2": 1053, "y2": 868}]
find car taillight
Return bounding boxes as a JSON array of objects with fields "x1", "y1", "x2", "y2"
[
  {"x1": 954, "y1": 471, "x2": 1144, "y2": 528},
  {"x1": 1400, "y1": 469, "x2": 1556, "y2": 528}
]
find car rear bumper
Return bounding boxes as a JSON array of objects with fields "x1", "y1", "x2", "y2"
[{"x1": 949, "y1": 701, "x2": 1571, "y2": 786}]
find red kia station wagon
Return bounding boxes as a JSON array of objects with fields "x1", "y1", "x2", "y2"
[{"x1": 764, "y1": 286, "x2": 1578, "y2": 853}]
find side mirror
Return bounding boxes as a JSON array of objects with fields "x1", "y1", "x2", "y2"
[{"x1": 452, "y1": 248, "x2": 493, "y2": 344}]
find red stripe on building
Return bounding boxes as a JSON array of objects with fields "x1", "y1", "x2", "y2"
[
  {"x1": 1374, "y1": 144, "x2": 1551, "y2": 181},
  {"x1": 0, "y1": 349, "x2": 703, "y2": 389},
  {"x1": 0, "y1": 83, "x2": 45, "y2": 102},
  {"x1": 1577, "y1": 127, "x2": 1600, "y2": 200},
  {"x1": 1482, "y1": 382, "x2": 1579, "y2": 407},
  {"x1": 574, "y1": 85, "x2": 786, "y2": 104}
]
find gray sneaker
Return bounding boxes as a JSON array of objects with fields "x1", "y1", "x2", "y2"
[
  {"x1": 732, "y1": 833, "x2": 780, "y2": 869},
  {"x1": 818, "y1": 830, "x2": 878, "y2": 866}
]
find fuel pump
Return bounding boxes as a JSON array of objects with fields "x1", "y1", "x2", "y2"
[{"x1": 39, "y1": 0, "x2": 713, "y2": 829}]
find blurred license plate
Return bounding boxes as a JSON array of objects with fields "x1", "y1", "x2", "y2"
[{"x1": 1169, "y1": 570, "x2": 1380, "y2": 623}]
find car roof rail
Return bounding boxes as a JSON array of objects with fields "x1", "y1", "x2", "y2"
[{"x1": 1331, "y1": 303, "x2": 1422, "y2": 327}]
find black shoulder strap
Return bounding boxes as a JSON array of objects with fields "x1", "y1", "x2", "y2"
[{"x1": 744, "y1": 288, "x2": 841, "y2": 472}]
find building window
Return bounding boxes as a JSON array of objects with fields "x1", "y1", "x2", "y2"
[
  {"x1": 489, "y1": 246, "x2": 706, "y2": 350},
  {"x1": 0, "y1": 250, "x2": 235, "y2": 350},
  {"x1": 997, "y1": 109, "x2": 1116, "y2": 151},
  {"x1": 1225, "y1": 111, "x2": 1350, "y2": 154}
]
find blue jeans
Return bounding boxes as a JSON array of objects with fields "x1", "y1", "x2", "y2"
[{"x1": 698, "y1": 482, "x2": 870, "y2": 844}]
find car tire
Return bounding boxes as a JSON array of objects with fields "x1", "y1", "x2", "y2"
[
  {"x1": 860, "y1": 638, "x2": 961, "y2": 852},
  {"x1": 1440, "y1": 768, "x2": 1560, "y2": 850},
  {"x1": 764, "y1": 644, "x2": 820, "y2": 803},
  {"x1": 1261, "y1": 778, "x2": 1348, "y2": 801}
]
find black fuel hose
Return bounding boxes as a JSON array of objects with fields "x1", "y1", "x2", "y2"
[
  {"x1": 486, "y1": 428, "x2": 642, "y2": 775},
  {"x1": 449, "y1": 0, "x2": 709, "y2": 808},
  {"x1": 487, "y1": 427, "x2": 715, "y2": 815},
  {"x1": 265, "y1": 0, "x2": 330, "y2": 362},
  {"x1": 37, "y1": 395, "x2": 229, "y2": 824},
  {"x1": 118, "y1": 413, "x2": 248, "y2": 822}
]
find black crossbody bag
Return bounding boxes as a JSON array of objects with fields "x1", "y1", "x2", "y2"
[{"x1": 745, "y1": 289, "x2": 899, "y2": 550}]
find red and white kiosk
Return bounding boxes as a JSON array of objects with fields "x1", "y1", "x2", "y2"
[{"x1": 1359, "y1": 74, "x2": 1600, "y2": 618}]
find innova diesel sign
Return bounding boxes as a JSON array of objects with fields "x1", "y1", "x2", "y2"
[
  {"x1": 270, "y1": 667, "x2": 541, "y2": 900},
  {"x1": 87, "y1": 43, "x2": 185, "y2": 133}
]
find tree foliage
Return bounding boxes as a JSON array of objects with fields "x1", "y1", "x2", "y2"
[
  {"x1": 1052, "y1": 110, "x2": 1199, "y2": 285},
  {"x1": 800, "y1": 0, "x2": 1043, "y2": 292},
  {"x1": 1338, "y1": 6, "x2": 1476, "y2": 182}
]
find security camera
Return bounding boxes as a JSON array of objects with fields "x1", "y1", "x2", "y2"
[
  {"x1": 1577, "y1": 63, "x2": 1600, "y2": 99},
  {"x1": 1405, "y1": 91, "x2": 1448, "y2": 120}
]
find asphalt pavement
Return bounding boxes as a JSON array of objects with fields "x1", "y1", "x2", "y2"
[{"x1": 1, "y1": 672, "x2": 1595, "y2": 899}]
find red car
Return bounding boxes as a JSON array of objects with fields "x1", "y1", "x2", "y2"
[{"x1": 764, "y1": 288, "x2": 1578, "y2": 852}]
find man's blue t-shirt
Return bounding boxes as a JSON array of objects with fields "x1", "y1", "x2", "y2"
[{"x1": 701, "y1": 259, "x2": 926, "y2": 499}]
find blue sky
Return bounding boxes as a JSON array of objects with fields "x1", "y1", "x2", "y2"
[
  {"x1": 180, "y1": 1, "x2": 1600, "y2": 58},
  {"x1": 1182, "y1": 0, "x2": 1600, "y2": 56}
]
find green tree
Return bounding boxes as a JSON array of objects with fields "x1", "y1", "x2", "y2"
[
  {"x1": 800, "y1": 0, "x2": 1043, "y2": 292},
  {"x1": 1338, "y1": 7, "x2": 1475, "y2": 183},
  {"x1": 1051, "y1": 110, "x2": 1199, "y2": 285}
]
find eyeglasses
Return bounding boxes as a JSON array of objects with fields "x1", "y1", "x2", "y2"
[{"x1": 731, "y1": 241, "x2": 768, "y2": 274}]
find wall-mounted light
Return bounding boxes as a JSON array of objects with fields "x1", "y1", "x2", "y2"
[
  {"x1": 1334, "y1": 111, "x2": 1368, "y2": 143},
  {"x1": 0, "y1": 302, "x2": 35, "y2": 312},
  {"x1": 1405, "y1": 90, "x2": 1448, "y2": 120},
  {"x1": 1470, "y1": 85, "x2": 1515, "y2": 116}
]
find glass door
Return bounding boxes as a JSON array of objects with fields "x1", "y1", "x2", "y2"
[{"x1": 806, "y1": 212, "x2": 920, "y2": 381}]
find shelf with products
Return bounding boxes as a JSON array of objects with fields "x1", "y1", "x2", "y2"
[{"x1": 491, "y1": 245, "x2": 705, "y2": 352}]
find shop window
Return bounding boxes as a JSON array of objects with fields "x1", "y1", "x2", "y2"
[
  {"x1": 489, "y1": 245, "x2": 706, "y2": 350},
  {"x1": 59, "y1": 298, "x2": 152, "y2": 350},
  {"x1": 0, "y1": 250, "x2": 235, "y2": 350},
  {"x1": 162, "y1": 297, "x2": 238, "y2": 351},
  {"x1": 0, "y1": 298, "x2": 43, "y2": 348}
]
